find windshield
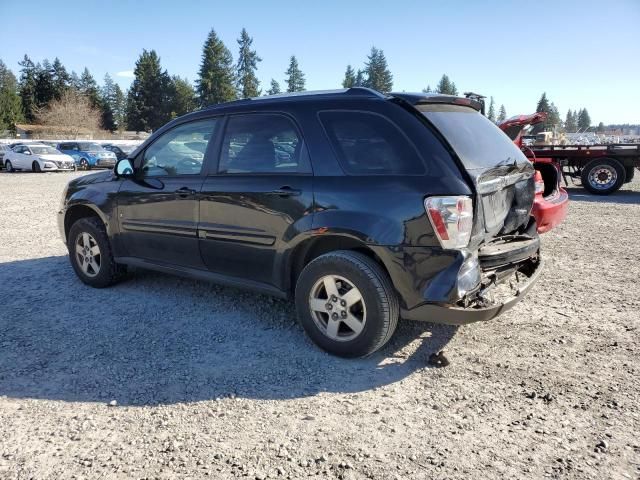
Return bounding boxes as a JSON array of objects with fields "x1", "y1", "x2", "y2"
[
  {"x1": 30, "y1": 146, "x2": 60, "y2": 155},
  {"x1": 420, "y1": 104, "x2": 527, "y2": 170},
  {"x1": 78, "y1": 142, "x2": 104, "y2": 151}
]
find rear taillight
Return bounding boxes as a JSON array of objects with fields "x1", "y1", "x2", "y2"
[
  {"x1": 424, "y1": 196, "x2": 473, "y2": 249},
  {"x1": 534, "y1": 170, "x2": 545, "y2": 195}
]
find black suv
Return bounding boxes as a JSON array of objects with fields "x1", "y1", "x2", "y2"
[{"x1": 58, "y1": 88, "x2": 543, "y2": 357}]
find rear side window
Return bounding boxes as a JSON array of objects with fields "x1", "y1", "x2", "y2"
[
  {"x1": 319, "y1": 111, "x2": 425, "y2": 175},
  {"x1": 218, "y1": 114, "x2": 307, "y2": 174}
]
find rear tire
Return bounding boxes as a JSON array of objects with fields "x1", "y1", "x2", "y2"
[
  {"x1": 5, "y1": 160, "x2": 13, "y2": 172},
  {"x1": 295, "y1": 250, "x2": 399, "y2": 358},
  {"x1": 581, "y1": 158, "x2": 625, "y2": 195},
  {"x1": 32, "y1": 161, "x2": 41, "y2": 173},
  {"x1": 68, "y1": 217, "x2": 126, "y2": 288},
  {"x1": 80, "y1": 158, "x2": 91, "y2": 170}
]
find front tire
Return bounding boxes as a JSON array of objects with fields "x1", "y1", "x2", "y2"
[
  {"x1": 68, "y1": 217, "x2": 125, "y2": 288},
  {"x1": 32, "y1": 161, "x2": 42, "y2": 173},
  {"x1": 79, "y1": 158, "x2": 91, "y2": 170},
  {"x1": 295, "y1": 250, "x2": 399, "y2": 358},
  {"x1": 581, "y1": 158, "x2": 625, "y2": 195}
]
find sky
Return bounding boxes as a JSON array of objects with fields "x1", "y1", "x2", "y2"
[{"x1": 1, "y1": 0, "x2": 639, "y2": 124}]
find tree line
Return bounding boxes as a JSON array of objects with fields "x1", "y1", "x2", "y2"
[
  {"x1": 0, "y1": 27, "x2": 601, "y2": 135},
  {"x1": 535, "y1": 92, "x2": 592, "y2": 133}
]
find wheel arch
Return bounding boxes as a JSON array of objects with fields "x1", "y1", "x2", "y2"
[
  {"x1": 64, "y1": 203, "x2": 107, "y2": 242},
  {"x1": 285, "y1": 234, "x2": 392, "y2": 295}
]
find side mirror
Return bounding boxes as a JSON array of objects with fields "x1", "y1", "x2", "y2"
[
  {"x1": 115, "y1": 158, "x2": 134, "y2": 177},
  {"x1": 25, "y1": 151, "x2": 32, "y2": 155}
]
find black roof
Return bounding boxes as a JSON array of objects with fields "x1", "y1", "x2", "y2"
[{"x1": 199, "y1": 87, "x2": 482, "y2": 113}]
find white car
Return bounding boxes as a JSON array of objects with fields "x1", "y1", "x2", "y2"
[{"x1": 4, "y1": 144, "x2": 76, "y2": 173}]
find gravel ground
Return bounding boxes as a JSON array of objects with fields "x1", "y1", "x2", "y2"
[{"x1": 0, "y1": 170, "x2": 639, "y2": 480}]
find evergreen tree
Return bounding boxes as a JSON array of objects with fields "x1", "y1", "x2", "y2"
[
  {"x1": 34, "y1": 59, "x2": 55, "y2": 110},
  {"x1": 285, "y1": 55, "x2": 305, "y2": 92},
  {"x1": 169, "y1": 76, "x2": 196, "y2": 117},
  {"x1": 127, "y1": 49, "x2": 173, "y2": 132},
  {"x1": 112, "y1": 84, "x2": 126, "y2": 131},
  {"x1": 422, "y1": 85, "x2": 432, "y2": 93},
  {"x1": 266, "y1": 79, "x2": 281, "y2": 95},
  {"x1": 342, "y1": 65, "x2": 356, "y2": 88},
  {"x1": 51, "y1": 57, "x2": 71, "y2": 100},
  {"x1": 101, "y1": 73, "x2": 118, "y2": 131},
  {"x1": 354, "y1": 69, "x2": 365, "y2": 87},
  {"x1": 235, "y1": 28, "x2": 261, "y2": 98},
  {"x1": 565, "y1": 109, "x2": 577, "y2": 132},
  {"x1": 597, "y1": 122, "x2": 605, "y2": 133},
  {"x1": 497, "y1": 104, "x2": 507, "y2": 123},
  {"x1": 435, "y1": 74, "x2": 457, "y2": 95},
  {"x1": 487, "y1": 96, "x2": 496, "y2": 122},
  {"x1": 536, "y1": 92, "x2": 550, "y2": 113},
  {"x1": 577, "y1": 108, "x2": 591, "y2": 131},
  {"x1": 77, "y1": 67, "x2": 101, "y2": 108},
  {"x1": 533, "y1": 92, "x2": 554, "y2": 133},
  {"x1": 70, "y1": 71, "x2": 80, "y2": 90},
  {"x1": 363, "y1": 47, "x2": 393, "y2": 93},
  {"x1": 0, "y1": 60, "x2": 23, "y2": 133},
  {"x1": 18, "y1": 55, "x2": 38, "y2": 122},
  {"x1": 197, "y1": 29, "x2": 236, "y2": 106},
  {"x1": 548, "y1": 102, "x2": 561, "y2": 129}
]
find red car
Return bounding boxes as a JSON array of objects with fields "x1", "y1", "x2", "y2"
[{"x1": 498, "y1": 113, "x2": 569, "y2": 233}]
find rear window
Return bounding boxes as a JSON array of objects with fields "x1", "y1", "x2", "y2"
[
  {"x1": 319, "y1": 111, "x2": 425, "y2": 175},
  {"x1": 419, "y1": 104, "x2": 526, "y2": 170}
]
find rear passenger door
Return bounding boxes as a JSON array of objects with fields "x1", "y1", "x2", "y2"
[{"x1": 199, "y1": 113, "x2": 314, "y2": 289}]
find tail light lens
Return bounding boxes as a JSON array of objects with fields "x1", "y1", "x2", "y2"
[
  {"x1": 424, "y1": 196, "x2": 473, "y2": 249},
  {"x1": 534, "y1": 170, "x2": 545, "y2": 195}
]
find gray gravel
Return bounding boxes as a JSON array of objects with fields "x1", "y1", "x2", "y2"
[{"x1": 0, "y1": 170, "x2": 639, "y2": 479}]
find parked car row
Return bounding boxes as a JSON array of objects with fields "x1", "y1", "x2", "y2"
[{"x1": 0, "y1": 141, "x2": 139, "y2": 172}]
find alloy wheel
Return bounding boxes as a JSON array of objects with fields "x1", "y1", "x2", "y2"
[
  {"x1": 308, "y1": 275, "x2": 367, "y2": 342},
  {"x1": 75, "y1": 232, "x2": 101, "y2": 277}
]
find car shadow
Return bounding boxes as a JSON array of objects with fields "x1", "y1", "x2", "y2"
[
  {"x1": 565, "y1": 186, "x2": 640, "y2": 204},
  {"x1": 0, "y1": 256, "x2": 458, "y2": 406}
]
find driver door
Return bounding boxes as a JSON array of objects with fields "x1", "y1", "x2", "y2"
[{"x1": 116, "y1": 117, "x2": 220, "y2": 269}]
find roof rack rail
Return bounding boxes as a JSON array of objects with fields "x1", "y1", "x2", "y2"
[
  {"x1": 344, "y1": 87, "x2": 387, "y2": 98},
  {"x1": 247, "y1": 87, "x2": 386, "y2": 102},
  {"x1": 202, "y1": 88, "x2": 388, "y2": 109}
]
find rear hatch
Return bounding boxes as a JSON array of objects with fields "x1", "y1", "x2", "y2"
[{"x1": 414, "y1": 102, "x2": 535, "y2": 248}]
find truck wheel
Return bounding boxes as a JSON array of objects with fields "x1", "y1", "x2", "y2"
[
  {"x1": 68, "y1": 217, "x2": 126, "y2": 288},
  {"x1": 624, "y1": 166, "x2": 635, "y2": 183},
  {"x1": 295, "y1": 250, "x2": 399, "y2": 358},
  {"x1": 581, "y1": 158, "x2": 625, "y2": 195}
]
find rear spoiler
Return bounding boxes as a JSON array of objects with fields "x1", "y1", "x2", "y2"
[{"x1": 389, "y1": 92, "x2": 484, "y2": 113}]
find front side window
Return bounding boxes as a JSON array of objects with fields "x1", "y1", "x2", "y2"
[
  {"x1": 319, "y1": 111, "x2": 425, "y2": 175},
  {"x1": 141, "y1": 118, "x2": 219, "y2": 177},
  {"x1": 218, "y1": 114, "x2": 305, "y2": 174}
]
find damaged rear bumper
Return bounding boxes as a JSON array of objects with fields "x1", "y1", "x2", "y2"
[{"x1": 401, "y1": 256, "x2": 543, "y2": 325}]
